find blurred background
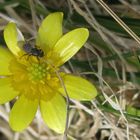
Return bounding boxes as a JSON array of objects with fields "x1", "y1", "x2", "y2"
[{"x1": 0, "y1": 0, "x2": 140, "y2": 140}]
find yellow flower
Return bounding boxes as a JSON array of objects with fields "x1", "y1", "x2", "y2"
[{"x1": 1, "y1": 12, "x2": 97, "y2": 133}]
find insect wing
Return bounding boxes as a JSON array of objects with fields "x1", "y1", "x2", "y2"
[{"x1": 17, "y1": 41, "x2": 25, "y2": 50}]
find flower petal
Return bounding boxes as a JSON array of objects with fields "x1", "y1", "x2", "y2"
[
  {"x1": 9, "y1": 94, "x2": 38, "y2": 131},
  {"x1": 36, "y1": 12, "x2": 63, "y2": 52},
  {"x1": 40, "y1": 93, "x2": 66, "y2": 133},
  {"x1": 0, "y1": 78, "x2": 19, "y2": 104},
  {"x1": 59, "y1": 74, "x2": 97, "y2": 100},
  {"x1": 0, "y1": 47, "x2": 14, "y2": 75},
  {"x1": 4, "y1": 22, "x2": 24, "y2": 56},
  {"x1": 49, "y1": 28, "x2": 89, "y2": 66}
]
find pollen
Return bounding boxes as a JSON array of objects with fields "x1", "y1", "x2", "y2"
[{"x1": 27, "y1": 63, "x2": 48, "y2": 81}]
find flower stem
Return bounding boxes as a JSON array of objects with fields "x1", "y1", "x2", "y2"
[
  {"x1": 55, "y1": 70, "x2": 70, "y2": 140},
  {"x1": 47, "y1": 62, "x2": 70, "y2": 140}
]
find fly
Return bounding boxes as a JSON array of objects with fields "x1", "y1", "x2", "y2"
[{"x1": 22, "y1": 42, "x2": 44, "y2": 60}]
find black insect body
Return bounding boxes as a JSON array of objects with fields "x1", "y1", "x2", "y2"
[{"x1": 23, "y1": 43, "x2": 44, "y2": 59}]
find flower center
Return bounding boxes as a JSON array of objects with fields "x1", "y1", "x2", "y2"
[
  {"x1": 9, "y1": 59, "x2": 62, "y2": 101},
  {"x1": 27, "y1": 62, "x2": 48, "y2": 81}
]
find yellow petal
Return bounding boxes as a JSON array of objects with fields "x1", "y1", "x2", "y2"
[
  {"x1": 4, "y1": 22, "x2": 24, "y2": 56},
  {"x1": 36, "y1": 12, "x2": 63, "y2": 52},
  {"x1": 9, "y1": 94, "x2": 38, "y2": 131},
  {"x1": 50, "y1": 28, "x2": 89, "y2": 66},
  {"x1": 0, "y1": 78, "x2": 19, "y2": 104},
  {"x1": 0, "y1": 47, "x2": 14, "y2": 75},
  {"x1": 40, "y1": 93, "x2": 66, "y2": 133},
  {"x1": 59, "y1": 74, "x2": 97, "y2": 100}
]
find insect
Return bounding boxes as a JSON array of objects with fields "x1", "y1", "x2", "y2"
[{"x1": 22, "y1": 42, "x2": 44, "y2": 60}]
